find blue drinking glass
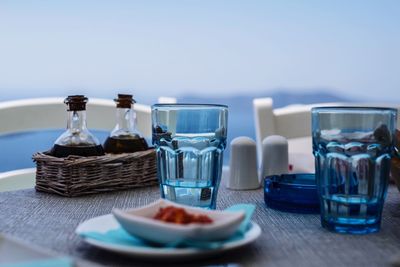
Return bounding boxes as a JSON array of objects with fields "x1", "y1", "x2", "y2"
[
  {"x1": 312, "y1": 107, "x2": 397, "y2": 234},
  {"x1": 151, "y1": 104, "x2": 228, "y2": 209}
]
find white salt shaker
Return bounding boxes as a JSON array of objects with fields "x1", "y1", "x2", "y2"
[
  {"x1": 227, "y1": 136, "x2": 260, "y2": 190},
  {"x1": 260, "y1": 135, "x2": 289, "y2": 182}
]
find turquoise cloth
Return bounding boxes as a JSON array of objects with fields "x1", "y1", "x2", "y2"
[
  {"x1": 226, "y1": 204, "x2": 256, "y2": 234},
  {"x1": 79, "y1": 204, "x2": 256, "y2": 249},
  {"x1": 0, "y1": 257, "x2": 73, "y2": 267}
]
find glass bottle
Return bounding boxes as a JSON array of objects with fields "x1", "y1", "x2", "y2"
[
  {"x1": 51, "y1": 95, "x2": 105, "y2": 157},
  {"x1": 103, "y1": 94, "x2": 149, "y2": 154}
]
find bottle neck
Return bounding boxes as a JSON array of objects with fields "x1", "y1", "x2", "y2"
[
  {"x1": 115, "y1": 108, "x2": 136, "y2": 133},
  {"x1": 67, "y1": 110, "x2": 87, "y2": 132}
]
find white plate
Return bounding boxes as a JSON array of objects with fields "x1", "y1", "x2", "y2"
[
  {"x1": 76, "y1": 214, "x2": 261, "y2": 260},
  {"x1": 112, "y1": 199, "x2": 246, "y2": 244}
]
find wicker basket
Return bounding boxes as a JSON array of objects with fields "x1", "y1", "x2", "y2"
[{"x1": 33, "y1": 149, "x2": 158, "y2": 197}]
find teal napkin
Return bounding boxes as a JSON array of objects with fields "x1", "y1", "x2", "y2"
[
  {"x1": 0, "y1": 257, "x2": 73, "y2": 267},
  {"x1": 79, "y1": 204, "x2": 256, "y2": 250},
  {"x1": 226, "y1": 204, "x2": 256, "y2": 234}
]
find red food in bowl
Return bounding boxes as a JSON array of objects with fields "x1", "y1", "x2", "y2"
[{"x1": 154, "y1": 206, "x2": 213, "y2": 225}]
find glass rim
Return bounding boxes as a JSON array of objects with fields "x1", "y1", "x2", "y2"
[
  {"x1": 152, "y1": 103, "x2": 228, "y2": 109},
  {"x1": 311, "y1": 106, "x2": 397, "y2": 113}
]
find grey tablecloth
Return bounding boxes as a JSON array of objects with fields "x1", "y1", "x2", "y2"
[{"x1": 1, "y1": 180, "x2": 400, "y2": 267}]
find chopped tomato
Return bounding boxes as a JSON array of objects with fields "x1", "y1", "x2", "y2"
[{"x1": 153, "y1": 206, "x2": 213, "y2": 224}]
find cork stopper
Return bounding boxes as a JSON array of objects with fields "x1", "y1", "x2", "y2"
[
  {"x1": 64, "y1": 95, "x2": 88, "y2": 111},
  {"x1": 114, "y1": 94, "x2": 136, "y2": 108}
]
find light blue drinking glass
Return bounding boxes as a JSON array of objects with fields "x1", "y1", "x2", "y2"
[
  {"x1": 312, "y1": 107, "x2": 397, "y2": 234},
  {"x1": 151, "y1": 104, "x2": 228, "y2": 209}
]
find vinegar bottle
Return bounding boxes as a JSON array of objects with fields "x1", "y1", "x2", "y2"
[
  {"x1": 103, "y1": 94, "x2": 148, "y2": 154},
  {"x1": 51, "y1": 95, "x2": 105, "y2": 157}
]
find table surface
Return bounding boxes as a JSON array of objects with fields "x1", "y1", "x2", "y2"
[{"x1": 1, "y1": 175, "x2": 400, "y2": 267}]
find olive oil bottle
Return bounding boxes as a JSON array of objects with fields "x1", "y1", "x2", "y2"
[{"x1": 103, "y1": 94, "x2": 148, "y2": 154}]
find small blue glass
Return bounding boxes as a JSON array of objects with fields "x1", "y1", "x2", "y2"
[
  {"x1": 264, "y1": 173, "x2": 319, "y2": 214},
  {"x1": 312, "y1": 107, "x2": 397, "y2": 234},
  {"x1": 151, "y1": 104, "x2": 228, "y2": 209}
]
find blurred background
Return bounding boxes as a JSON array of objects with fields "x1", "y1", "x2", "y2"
[{"x1": 0, "y1": 0, "x2": 399, "y2": 170}]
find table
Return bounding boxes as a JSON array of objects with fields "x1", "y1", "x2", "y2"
[{"x1": 1, "y1": 178, "x2": 400, "y2": 267}]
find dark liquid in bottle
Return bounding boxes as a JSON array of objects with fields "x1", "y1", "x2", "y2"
[
  {"x1": 51, "y1": 144, "x2": 105, "y2": 158},
  {"x1": 103, "y1": 136, "x2": 149, "y2": 154}
]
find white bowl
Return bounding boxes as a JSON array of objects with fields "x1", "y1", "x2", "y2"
[{"x1": 112, "y1": 199, "x2": 245, "y2": 245}]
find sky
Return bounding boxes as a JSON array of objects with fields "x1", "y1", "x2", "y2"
[{"x1": 0, "y1": 0, "x2": 399, "y2": 103}]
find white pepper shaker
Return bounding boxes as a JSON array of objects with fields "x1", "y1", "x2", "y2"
[
  {"x1": 227, "y1": 136, "x2": 260, "y2": 190},
  {"x1": 260, "y1": 135, "x2": 289, "y2": 182}
]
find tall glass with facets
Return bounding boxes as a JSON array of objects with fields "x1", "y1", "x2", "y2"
[
  {"x1": 312, "y1": 107, "x2": 397, "y2": 234},
  {"x1": 152, "y1": 104, "x2": 228, "y2": 209}
]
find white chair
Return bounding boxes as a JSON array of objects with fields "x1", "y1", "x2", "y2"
[
  {"x1": 0, "y1": 168, "x2": 36, "y2": 192},
  {"x1": 0, "y1": 97, "x2": 152, "y2": 137},
  {"x1": 253, "y1": 97, "x2": 400, "y2": 173},
  {"x1": 157, "y1": 97, "x2": 177, "y2": 104},
  {"x1": 0, "y1": 96, "x2": 178, "y2": 192},
  {"x1": 0, "y1": 97, "x2": 175, "y2": 192}
]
